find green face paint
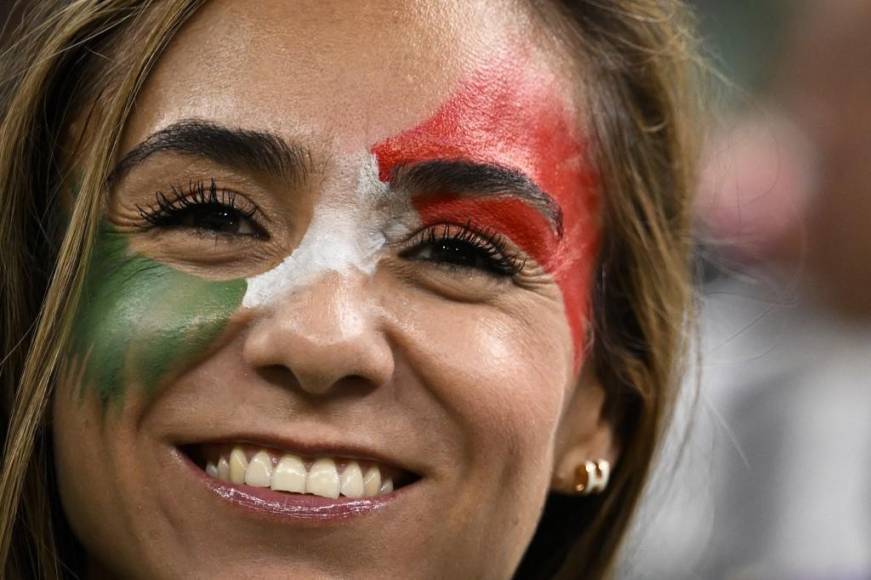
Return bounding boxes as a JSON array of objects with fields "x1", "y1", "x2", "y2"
[{"x1": 69, "y1": 226, "x2": 247, "y2": 404}]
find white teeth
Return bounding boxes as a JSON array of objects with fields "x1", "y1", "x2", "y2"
[
  {"x1": 363, "y1": 465, "x2": 382, "y2": 497},
  {"x1": 245, "y1": 451, "x2": 273, "y2": 487},
  {"x1": 339, "y1": 461, "x2": 364, "y2": 498},
  {"x1": 306, "y1": 458, "x2": 340, "y2": 499},
  {"x1": 272, "y1": 454, "x2": 307, "y2": 493},
  {"x1": 229, "y1": 447, "x2": 248, "y2": 484},
  {"x1": 206, "y1": 448, "x2": 400, "y2": 498},
  {"x1": 217, "y1": 456, "x2": 230, "y2": 481}
]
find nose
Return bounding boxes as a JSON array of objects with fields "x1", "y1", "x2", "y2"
[{"x1": 242, "y1": 272, "x2": 394, "y2": 396}]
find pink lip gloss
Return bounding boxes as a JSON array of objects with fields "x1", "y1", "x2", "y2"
[{"x1": 179, "y1": 449, "x2": 401, "y2": 523}]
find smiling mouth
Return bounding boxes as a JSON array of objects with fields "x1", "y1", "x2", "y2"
[{"x1": 181, "y1": 443, "x2": 419, "y2": 500}]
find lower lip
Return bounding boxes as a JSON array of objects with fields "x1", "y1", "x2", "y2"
[{"x1": 178, "y1": 449, "x2": 399, "y2": 521}]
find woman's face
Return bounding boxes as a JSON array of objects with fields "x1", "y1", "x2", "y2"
[{"x1": 53, "y1": 1, "x2": 605, "y2": 578}]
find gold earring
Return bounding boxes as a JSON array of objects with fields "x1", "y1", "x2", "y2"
[{"x1": 574, "y1": 459, "x2": 610, "y2": 495}]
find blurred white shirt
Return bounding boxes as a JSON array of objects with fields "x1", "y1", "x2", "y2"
[{"x1": 619, "y1": 274, "x2": 871, "y2": 580}]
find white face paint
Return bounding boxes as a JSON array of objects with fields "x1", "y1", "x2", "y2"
[{"x1": 242, "y1": 152, "x2": 411, "y2": 309}]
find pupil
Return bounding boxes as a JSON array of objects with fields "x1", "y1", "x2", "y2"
[
  {"x1": 433, "y1": 240, "x2": 479, "y2": 268},
  {"x1": 192, "y1": 207, "x2": 238, "y2": 233}
]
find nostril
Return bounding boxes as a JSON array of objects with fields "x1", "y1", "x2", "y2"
[
  {"x1": 255, "y1": 365, "x2": 383, "y2": 399},
  {"x1": 241, "y1": 300, "x2": 394, "y2": 396},
  {"x1": 255, "y1": 364, "x2": 298, "y2": 389},
  {"x1": 331, "y1": 374, "x2": 383, "y2": 397}
]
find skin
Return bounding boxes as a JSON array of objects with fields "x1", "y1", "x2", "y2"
[
  {"x1": 70, "y1": 226, "x2": 246, "y2": 402},
  {"x1": 53, "y1": 1, "x2": 616, "y2": 578}
]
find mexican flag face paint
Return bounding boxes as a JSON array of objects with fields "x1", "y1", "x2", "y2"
[
  {"x1": 69, "y1": 155, "x2": 400, "y2": 406},
  {"x1": 70, "y1": 49, "x2": 598, "y2": 405},
  {"x1": 69, "y1": 162, "x2": 400, "y2": 405},
  {"x1": 371, "y1": 52, "x2": 600, "y2": 366},
  {"x1": 70, "y1": 227, "x2": 247, "y2": 404},
  {"x1": 241, "y1": 151, "x2": 399, "y2": 310}
]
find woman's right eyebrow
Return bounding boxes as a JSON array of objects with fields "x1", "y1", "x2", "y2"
[
  {"x1": 108, "y1": 118, "x2": 313, "y2": 186},
  {"x1": 390, "y1": 160, "x2": 565, "y2": 237}
]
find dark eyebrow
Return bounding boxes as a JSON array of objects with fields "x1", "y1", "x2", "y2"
[
  {"x1": 391, "y1": 159, "x2": 564, "y2": 237},
  {"x1": 108, "y1": 119, "x2": 313, "y2": 185}
]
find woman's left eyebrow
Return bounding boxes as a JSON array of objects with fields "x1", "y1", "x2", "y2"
[{"x1": 390, "y1": 159, "x2": 564, "y2": 238}]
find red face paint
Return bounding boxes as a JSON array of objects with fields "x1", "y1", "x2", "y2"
[
  {"x1": 371, "y1": 53, "x2": 600, "y2": 367},
  {"x1": 412, "y1": 196, "x2": 558, "y2": 270}
]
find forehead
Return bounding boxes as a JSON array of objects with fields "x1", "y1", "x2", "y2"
[{"x1": 121, "y1": 0, "x2": 585, "y2": 155}]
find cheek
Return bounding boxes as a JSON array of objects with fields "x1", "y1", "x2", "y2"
[
  {"x1": 411, "y1": 194, "x2": 598, "y2": 368},
  {"x1": 393, "y1": 288, "x2": 573, "y2": 471},
  {"x1": 51, "y1": 391, "x2": 118, "y2": 561},
  {"x1": 51, "y1": 366, "x2": 148, "y2": 575},
  {"x1": 69, "y1": 229, "x2": 246, "y2": 404}
]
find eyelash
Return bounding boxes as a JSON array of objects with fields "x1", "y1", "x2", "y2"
[
  {"x1": 135, "y1": 179, "x2": 265, "y2": 238},
  {"x1": 134, "y1": 182, "x2": 524, "y2": 278},
  {"x1": 401, "y1": 221, "x2": 527, "y2": 278}
]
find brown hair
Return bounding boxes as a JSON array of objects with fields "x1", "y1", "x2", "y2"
[
  {"x1": 0, "y1": 1, "x2": 698, "y2": 578},
  {"x1": 520, "y1": 2, "x2": 699, "y2": 578}
]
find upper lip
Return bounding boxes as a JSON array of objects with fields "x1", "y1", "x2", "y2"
[{"x1": 173, "y1": 431, "x2": 424, "y2": 478}]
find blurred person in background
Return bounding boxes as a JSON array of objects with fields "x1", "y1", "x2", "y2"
[{"x1": 619, "y1": 0, "x2": 871, "y2": 578}]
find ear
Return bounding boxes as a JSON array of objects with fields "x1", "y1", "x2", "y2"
[{"x1": 550, "y1": 364, "x2": 620, "y2": 494}]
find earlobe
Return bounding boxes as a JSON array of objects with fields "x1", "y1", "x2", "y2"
[{"x1": 550, "y1": 367, "x2": 620, "y2": 495}]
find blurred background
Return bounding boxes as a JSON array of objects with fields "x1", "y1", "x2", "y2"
[
  {"x1": 619, "y1": 0, "x2": 871, "y2": 579},
  {"x1": 1, "y1": 0, "x2": 868, "y2": 578}
]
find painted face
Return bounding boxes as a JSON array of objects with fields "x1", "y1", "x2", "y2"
[{"x1": 54, "y1": 1, "x2": 606, "y2": 578}]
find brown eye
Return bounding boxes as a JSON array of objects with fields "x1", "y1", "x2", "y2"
[
  {"x1": 137, "y1": 180, "x2": 267, "y2": 239},
  {"x1": 174, "y1": 204, "x2": 259, "y2": 236},
  {"x1": 400, "y1": 224, "x2": 525, "y2": 278}
]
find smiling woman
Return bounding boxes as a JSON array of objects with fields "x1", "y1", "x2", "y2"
[{"x1": 0, "y1": 1, "x2": 698, "y2": 579}]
